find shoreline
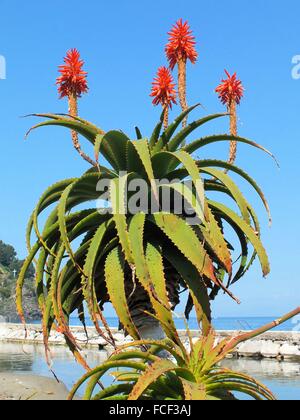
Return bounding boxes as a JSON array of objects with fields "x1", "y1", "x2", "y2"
[
  {"x1": 0, "y1": 323, "x2": 299, "y2": 361},
  {"x1": 0, "y1": 373, "x2": 70, "y2": 401}
]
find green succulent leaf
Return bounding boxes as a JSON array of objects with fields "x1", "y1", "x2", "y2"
[
  {"x1": 185, "y1": 135, "x2": 279, "y2": 167},
  {"x1": 128, "y1": 359, "x2": 193, "y2": 400},
  {"x1": 167, "y1": 114, "x2": 228, "y2": 152},
  {"x1": 152, "y1": 104, "x2": 200, "y2": 153},
  {"x1": 209, "y1": 201, "x2": 270, "y2": 277},
  {"x1": 105, "y1": 247, "x2": 139, "y2": 340}
]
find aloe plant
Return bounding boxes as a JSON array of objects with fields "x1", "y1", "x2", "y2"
[
  {"x1": 68, "y1": 330, "x2": 275, "y2": 401},
  {"x1": 16, "y1": 104, "x2": 276, "y2": 368},
  {"x1": 68, "y1": 308, "x2": 300, "y2": 401}
]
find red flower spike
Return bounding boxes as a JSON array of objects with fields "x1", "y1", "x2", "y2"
[
  {"x1": 150, "y1": 67, "x2": 177, "y2": 109},
  {"x1": 216, "y1": 70, "x2": 244, "y2": 107},
  {"x1": 56, "y1": 49, "x2": 88, "y2": 99},
  {"x1": 166, "y1": 19, "x2": 198, "y2": 70}
]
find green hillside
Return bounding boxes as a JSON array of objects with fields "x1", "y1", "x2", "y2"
[
  {"x1": 0, "y1": 263, "x2": 9, "y2": 275},
  {"x1": 0, "y1": 241, "x2": 40, "y2": 322}
]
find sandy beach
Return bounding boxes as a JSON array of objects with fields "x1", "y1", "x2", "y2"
[{"x1": 0, "y1": 373, "x2": 69, "y2": 400}]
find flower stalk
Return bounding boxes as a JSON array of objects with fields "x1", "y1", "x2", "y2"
[
  {"x1": 166, "y1": 19, "x2": 197, "y2": 128},
  {"x1": 68, "y1": 93, "x2": 97, "y2": 167},
  {"x1": 150, "y1": 67, "x2": 177, "y2": 130},
  {"x1": 216, "y1": 70, "x2": 244, "y2": 167},
  {"x1": 57, "y1": 49, "x2": 97, "y2": 167},
  {"x1": 163, "y1": 104, "x2": 169, "y2": 130},
  {"x1": 177, "y1": 58, "x2": 188, "y2": 126},
  {"x1": 225, "y1": 307, "x2": 300, "y2": 353},
  {"x1": 229, "y1": 99, "x2": 238, "y2": 164}
]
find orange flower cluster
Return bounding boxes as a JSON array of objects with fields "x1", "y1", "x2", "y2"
[
  {"x1": 150, "y1": 67, "x2": 177, "y2": 109},
  {"x1": 151, "y1": 19, "x2": 197, "y2": 112},
  {"x1": 216, "y1": 70, "x2": 244, "y2": 107},
  {"x1": 56, "y1": 48, "x2": 88, "y2": 99},
  {"x1": 56, "y1": 24, "x2": 244, "y2": 135},
  {"x1": 166, "y1": 18, "x2": 198, "y2": 70}
]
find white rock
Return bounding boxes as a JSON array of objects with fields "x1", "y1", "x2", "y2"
[
  {"x1": 114, "y1": 333, "x2": 126, "y2": 342},
  {"x1": 236, "y1": 341, "x2": 263, "y2": 357},
  {"x1": 118, "y1": 336, "x2": 134, "y2": 346},
  {"x1": 280, "y1": 344, "x2": 300, "y2": 358},
  {"x1": 74, "y1": 333, "x2": 89, "y2": 342},
  {"x1": 260, "y1": 341, "x2": 281, "y2": 358},
  {"x1": 192, "y1": 337, "x2": 199, "y2": 345},
  {"x1": 88, "y1": 338, "x2": 109, "y2": 346},
  {"x1": 49, "y1": 335, "x2": 64, "y2": 343},
  {"x1": 27, "y1": 331, "x2": 36, "y2": 340},
  {"x1": 0, "y1": 326, "x2": 11, "y2": 339},
  {"x1": 8, "y1": 331, "x2": 20, "y2": 339},
  {"x1": 225, "y1": 354, "x2": 234, "y2": 359}
]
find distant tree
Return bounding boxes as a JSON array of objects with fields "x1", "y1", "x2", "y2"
[
  {"x1": 0, "y1": 240, "x2": 17, "y2": 268},
  {"x1": 0, "y1": 240, "x2": 35, "y2": 278}
]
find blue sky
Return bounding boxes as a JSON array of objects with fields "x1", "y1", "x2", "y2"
[{"x1": 0, "y1": 0, "x2": 299, "y2": 317}]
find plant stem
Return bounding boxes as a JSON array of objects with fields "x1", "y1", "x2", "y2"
[
  {"x1": 163, "y1": 105, "x2": 169, "y2": 130},
  {"x1": 178, "y1": 58, "x2": 188, "y2": 128},
  {"x1": 225, "y1": 307, "x2": 300, "y2": 352},
  {"x1": 228, "y1": 100, "x2": 237, "y2": 166},
  {"x1": 68, "y1": 93, "x2": 97, "y2": 167}
]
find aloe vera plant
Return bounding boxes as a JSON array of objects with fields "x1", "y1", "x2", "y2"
[
  {"x1": 68, "y1": 330, "x2": 274, "y2": 401},
  {"x1": 68, "y1": 308, "x2": 300, "y2": 401},
  {"x1": 16, "y1": 104, "x2": 276, "y2": 368}
]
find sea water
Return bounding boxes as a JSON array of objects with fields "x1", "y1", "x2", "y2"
[
  {"x1": 62, "y1": 316, "x2": 298, "y2": 332},
  {"x1": 28, "y1": 316, "x2": 299, "y2": 333},
  {"x1": 0, "y1": 342, "x2": 299, "y2": 400}
]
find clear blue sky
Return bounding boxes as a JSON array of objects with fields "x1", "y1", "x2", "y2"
[{"x1": 0, "y1": 0, "x2": 299, "y2": 317}]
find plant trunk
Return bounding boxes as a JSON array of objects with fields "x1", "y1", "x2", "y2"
[
  {"x1": 178, "y1": 58, "x2": 188, "y2": 129},
  {"x1": 125, "y1": 275, "x2": 180, "y2": 342},
  {"x1": 138, "y1": 321, "x2": 166, "y2": 340}
]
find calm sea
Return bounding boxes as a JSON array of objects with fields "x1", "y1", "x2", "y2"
[
  {"x1": 0, "y1": 342, "x2": 299, "y2": 400},
  {"x1": 63, "y1": 316, "x2": 299, "y2": 332},
  {"x1": 2, "y1": 317, "x2": 300, "y2": 400}
]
